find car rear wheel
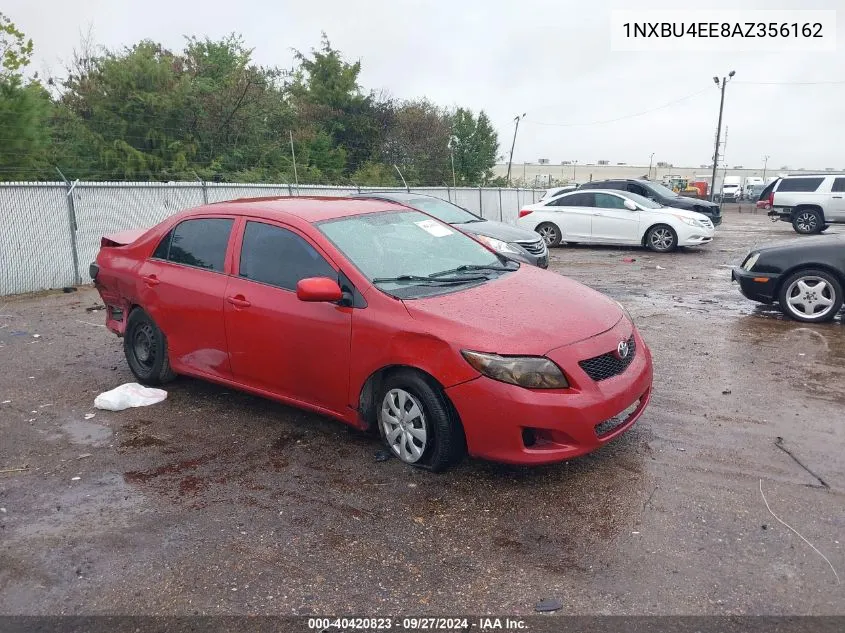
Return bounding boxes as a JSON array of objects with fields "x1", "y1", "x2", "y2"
[
  {"x1": 792, "y1": 209, "x2": 823, "y2": 234},
  {"x1": 124, "y1": 308, "x2": 177, "y2": 385},
  {"x1": 778, "y1": 269, "x2": 843, "y2": 323},
  {"x1": 376, "y1": 370, "x2": 463, "y2": 472},
  {"x1": 645, "y1": 225, "x2": 678, "y2": 252},
  {"x1": 536, "y1": 222, "x2": 562, "y2": 247}
]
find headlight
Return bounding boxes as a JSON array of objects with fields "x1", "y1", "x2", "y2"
[
  {"x1": 461, "y1": 351, "x2": 569, "y2": 389},
  {"x1": 676, "y1": 216, "x2": 704, "y2": 228},
  {"x1": 475, "y1": 234, "x2": 520, "y2": 254},
  {"x1": 742, "y1": 252, "x2": 761, "y2": 271},
  {"x1": 615, "y1": 300, "x2": 634, "y2": 323}
]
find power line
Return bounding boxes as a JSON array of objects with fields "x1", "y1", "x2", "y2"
[
  {"x1": 734, "y1": 80, "x2": 845, "y2": 85},
  {"x1": 526, "y1": 88, "x2": 710, "y2": 128}
]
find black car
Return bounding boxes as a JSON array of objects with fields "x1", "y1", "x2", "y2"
[
  {"x1": 351, "y1": 192, "x2": 548, "y2": 268},
  {"x1": 579, "y1": 179, "x2": 722, "y2": 226},
  {"x1": 732, "y1": 235, "x2": 845, "y2": 322}
]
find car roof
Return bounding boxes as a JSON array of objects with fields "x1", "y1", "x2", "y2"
[
  {"x1": 185, "y1": 196, "x2": 409, "y2": 224},
  {"x1": 352, "y1": 191, "x2": 438, "y2": 202}
]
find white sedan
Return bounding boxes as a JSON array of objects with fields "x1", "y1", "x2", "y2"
[{"x1": 517, "y1": 189, "x2": 715, "y2": 253}]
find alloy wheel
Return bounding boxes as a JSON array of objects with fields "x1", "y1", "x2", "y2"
[
  {"x1": 649, "y1": 228, "x2": 674, "y2": 251},
  {"x1": 784, "y1": 276, "x2": 836, "y2": 320},
  {"x1": 379, "y1": 388, "x2": 428, "y2": 464},
  {"x1": 796, "y1": 212, "x2": 818, "y2": 233},
  {"x1": 538, "y1": 225, "x2": 558, "y2": 246}
]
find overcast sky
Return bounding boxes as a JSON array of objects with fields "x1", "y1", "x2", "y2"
[{"x1": 6, "y1": 0, "x2": 843, "y2": 169}]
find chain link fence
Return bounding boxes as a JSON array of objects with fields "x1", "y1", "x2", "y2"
[{"x1": 0, "y1": 182, "x2": 543, "y2": 296}]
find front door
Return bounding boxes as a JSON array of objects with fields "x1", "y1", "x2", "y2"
[
  {"x1": 590, "y1": 192, "x2": 641, "y2": 244},
  {"x1": 223, "y1": 219, "x2": 353, "y2": 415},
  {"x1": 138, "y1": 216, "x2": 235, "y2": 380},
  {"x1": 829, "y1": 177, "x2": 845, "y2": 221}
]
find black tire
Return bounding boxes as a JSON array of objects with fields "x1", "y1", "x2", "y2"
[
  {"x1": 375, "y1": 369, "x2": 464, "y2": 472},
  {"x1": 536, "y1": 222, "x2": 562, "y2": 247},
  {"x1": 645, "y1": 224, "x2": 678, "y2": 253},
  {"x1": 777, "y1": 269, "x2": 843, "y2": 323},
  {"x1": 124, "y1": 308, "x2": 177, "y2": 385},
  {"x1": 792, "y1": 208, "x2": 823, "y2": 235}
]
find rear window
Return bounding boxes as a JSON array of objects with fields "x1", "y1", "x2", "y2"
[
  {"x1": 777, "y1": 177, "x2": 824, "y2": 193},
  {"x1": 759, "y1": 180, "x2": 778, "y2": 200}
]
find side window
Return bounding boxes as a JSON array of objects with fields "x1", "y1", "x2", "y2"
[
  {"x1": 832, "y1": 178, "x2": 845, "y2": 193},
  {"x1": 152, "y1": 231, "x2": 172, "y2": 259},
  {"x1": 239, "y1": 221, "x2": 336, "y2": 291},
  {"x1": 594, "y1": 193, "x2": 627, "y2": 209},
  {"x1": 627, "y1": 183, "x2": 647, "y2": 197},
  {"x1": 165, "y1": 218, "x2": 233, "y2": 272},
  {"x1": 549, "y1": 192, "x2": 594, "y2": 207},
  {"x1": 777, "y1": 177, "x2": 824, "y2": 192}
]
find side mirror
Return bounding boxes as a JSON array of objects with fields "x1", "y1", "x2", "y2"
[
  {"x1": 623, "y1": 199, "x2": 638, "y2": 211},
  {"x1": 296, "y1": 277, "x2": 343, "y2": 303}
]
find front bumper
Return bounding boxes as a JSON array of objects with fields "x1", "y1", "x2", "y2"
[
  {"x1": 731, "y1": 267, "x2": 780, "y2": 304},
  {"x1": 446, "y1": 320, "x2": 653, "y2": 465},
  {"x1": 508, "y1": 245, "x2": 549, "y2": 269},
  {"x1": 677, "y1": 223, "x2": 715, "y2": 247}
]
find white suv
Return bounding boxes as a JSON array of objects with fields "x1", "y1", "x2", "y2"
[{"x1": 764, "y1": 174, "x2": 845, "y2": 234}]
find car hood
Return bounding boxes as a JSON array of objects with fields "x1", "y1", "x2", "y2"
[
  {"x1": 657, "y1": 206, "x2": 712, "y2": 222},
  {"x1": 666, "y1": 196, "x2": 718, "y2": 211},
  {"x1": 453, "y1": 219, "x2": 540, "y2": 243},
  {"x1": 403, "y1": 265, "x2": 623, "y2": 356},
  {"x1": 756, "y1": 234, "x2": 845, "y2": 254}
]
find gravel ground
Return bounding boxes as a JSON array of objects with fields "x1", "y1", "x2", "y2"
[{"x1": 1, "y1": 209, "x2": 843, "y2": 616}]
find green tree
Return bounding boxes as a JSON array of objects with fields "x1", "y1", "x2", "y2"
[
  {"x1": 381, "y1": 99, "x2": 452, "y2": 185},
  {"x1": 1, "y1": 12, "x2": 33, "y2": 77},
  {"x1": 451, "y1": 108, "x2": 499, "y2": 185}
]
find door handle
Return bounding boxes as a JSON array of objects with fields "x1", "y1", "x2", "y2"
[
  {"x1": 593, "y1": 212, "x2": 604, "y2": 216},
  {"x1": 833, "y1": 196, "x2": 843, "y2": 199},
  {"x1": 226, "y1": 295, "x2": 251, "y2": 308},
  {"x1": 142, "y1": 274, "x2": 160, "y2": 287}
]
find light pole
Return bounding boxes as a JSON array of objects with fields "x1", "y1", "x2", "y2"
[
  {"x1": 505, "y1": 113, "x2": 526, "y2": 186},
  {"x1": 648, "y1": 152, "x2": 655, "y2": 179},
  {"x1": 762, "y1": 154, "x2": 770, "y2": 182},
  {"x1": 709, "y1": 70, "x2": 735, "y2": 202}
]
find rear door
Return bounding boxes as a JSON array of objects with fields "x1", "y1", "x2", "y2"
[
  {"x1": 546, "y1": 192, "x2": 594, "y2": 241},
  {"x1": 828, "y1": 177, "x2": 845, "y2": 220},
  {"x1": 223, "y1": 219, "x2": 353, "y2": 414},
  {"x1": 138, "y1": 216, "x2": 235, "y2": 380},
  {"x1": 591, "y1": 192, "x2": 640, "y2": 244}
]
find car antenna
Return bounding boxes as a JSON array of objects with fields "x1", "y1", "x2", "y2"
[{"x1": 393, "y1": 164, "x2": 410, "y2": 192}]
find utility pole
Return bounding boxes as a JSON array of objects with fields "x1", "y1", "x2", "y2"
[
  {"x1": 448, "y1": 136, "x2": 457, "y2": 188},
  {"x1": 762, "y1": 154, "x2": 770, "y2": 182},
  {"x1": 289, "y1": 130, "x2": 298, "y2": 192},
  {"x1": 648, "y1": 153, "x2": 655, "y2": 180},
  {"x1": 709, "y1": 71, "x2": 735, "y2": 202},
  {"x1": 505, "y1": 113, "x2": 526, "y2": 185},
  {"x1": 572, "y1": 160, "x2": 578, "y2": 181}
]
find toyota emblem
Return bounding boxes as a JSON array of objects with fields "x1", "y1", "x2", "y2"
[{"x1": 616, "y1": 340, "x2": 630, "y2": 359}]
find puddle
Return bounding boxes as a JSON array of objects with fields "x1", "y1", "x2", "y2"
[{"x1": 61, "y1": 419, "x2": 112, "y2": 446}]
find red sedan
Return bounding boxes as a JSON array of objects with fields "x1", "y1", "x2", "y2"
[{"x1": 91, "y1": 197, "x2": 653, "y2": 471}]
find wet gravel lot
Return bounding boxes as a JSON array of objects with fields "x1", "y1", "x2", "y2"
[{"x1": 1, "y1": 208, "x2": 844, "y2": 615}]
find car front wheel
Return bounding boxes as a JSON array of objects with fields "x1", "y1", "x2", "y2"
[
  {"x1": 124, "y1": 308, "x2": 177, "y2": 385},
  {"x1": 376, "y1": 370, "x2": 464, "y2": 472},
  {"x1": 645, "y1": 225, "x2": 678, "y2": 252},
  {"x1": 778, "y1": 269, "x2": 843, "y2": 323}
]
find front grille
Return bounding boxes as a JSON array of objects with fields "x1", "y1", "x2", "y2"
[
  {"x1": 516, "y1": 239, "x2": 546, "y2": 256},
  {"x1": 579, "y1": 335, "x2": 636, "y2": 381}
]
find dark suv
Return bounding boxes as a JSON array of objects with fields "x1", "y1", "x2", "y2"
[{"x1": 579, "y1": 179, "x2": 722, "y2": 226}]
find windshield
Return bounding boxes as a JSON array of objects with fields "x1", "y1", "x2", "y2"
[
  {"x1": 318, "y1": 210, "x2": 511, "y2": 298},
  {"x1": 404, "y1": 197, "x2": 481, "y2": 224},
  {"x1": 646, "y1": 181, "x2": 681, "y2": 198},
  {"x1": 624, "y1": 191, "x2": 663, "y2": 209}
]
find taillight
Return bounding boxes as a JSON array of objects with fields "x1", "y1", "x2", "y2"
[
  {"x1": 768, "y1": 190, "x2": 775, "y2": 206},
  {"x1": 519, "y1": 209, "x2": 532, "y2": 218}
]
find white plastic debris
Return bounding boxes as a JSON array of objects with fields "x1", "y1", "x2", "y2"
[
  {"x1": 94, "y1": 382, "x2": 167, "y2": 411},
  {"x1": 84, "y1": 413, "x2": 96, "y2": 420},
  {"x1": 71, "y1": 477, "x2": 81, "y2": 481}
]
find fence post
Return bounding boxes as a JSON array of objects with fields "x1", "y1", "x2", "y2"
[
  {"x1": 478, "y1": 187, "x2": 483, "y2": 217},
  {"x1": 193, "y1": 172, "x2": 208, "y2": 204},
  {"x1": 498, "y1": 188, "x2": 503, "y2": 222},
  {"x1": 56, "y1": 168, "x2": 82, "y2": 286},
  {"x1": 287, "y1": 184, "x2": 293, "y2": 196}
]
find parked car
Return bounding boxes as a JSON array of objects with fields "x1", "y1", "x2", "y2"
[
  {"x1": 763, "y1": 174, "x2": 845, "y2": 234},
  {"x1": 517, "y1": 189, "x2": 715, "y2": 252},
  {"x1": 539, "y1": 185, "x2": 579, "y2": 200},
  {"x1": 90, "y1": 197, "x2": 653, "y2": 470},
  {"x1": 732, "y1": 235, "x2": 845, "y2": 322},
  {"x1": 579, "y1": 179, "x2": 723, "y2": 225},
  {"x1": 746, "y1": 184, "x2": 766, "y2": 202},
  {"x1": 351, "y1": 192, "x2": 548, "y2": 268}
]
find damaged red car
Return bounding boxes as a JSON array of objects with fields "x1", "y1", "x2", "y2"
[{"x1": 91, "y1": 197, "x2": 653, "y2": 471}]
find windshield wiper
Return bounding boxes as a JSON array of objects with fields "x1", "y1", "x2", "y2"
[
  {"x1": 429, "y1": 264, "x2": 515, "y2": 278},
  {"x1": 372, "y1": 274, "x2": 486, "y2": 285},
  {"x1": 456, "y1": 218, "x2": 485, "y2": 224}
]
